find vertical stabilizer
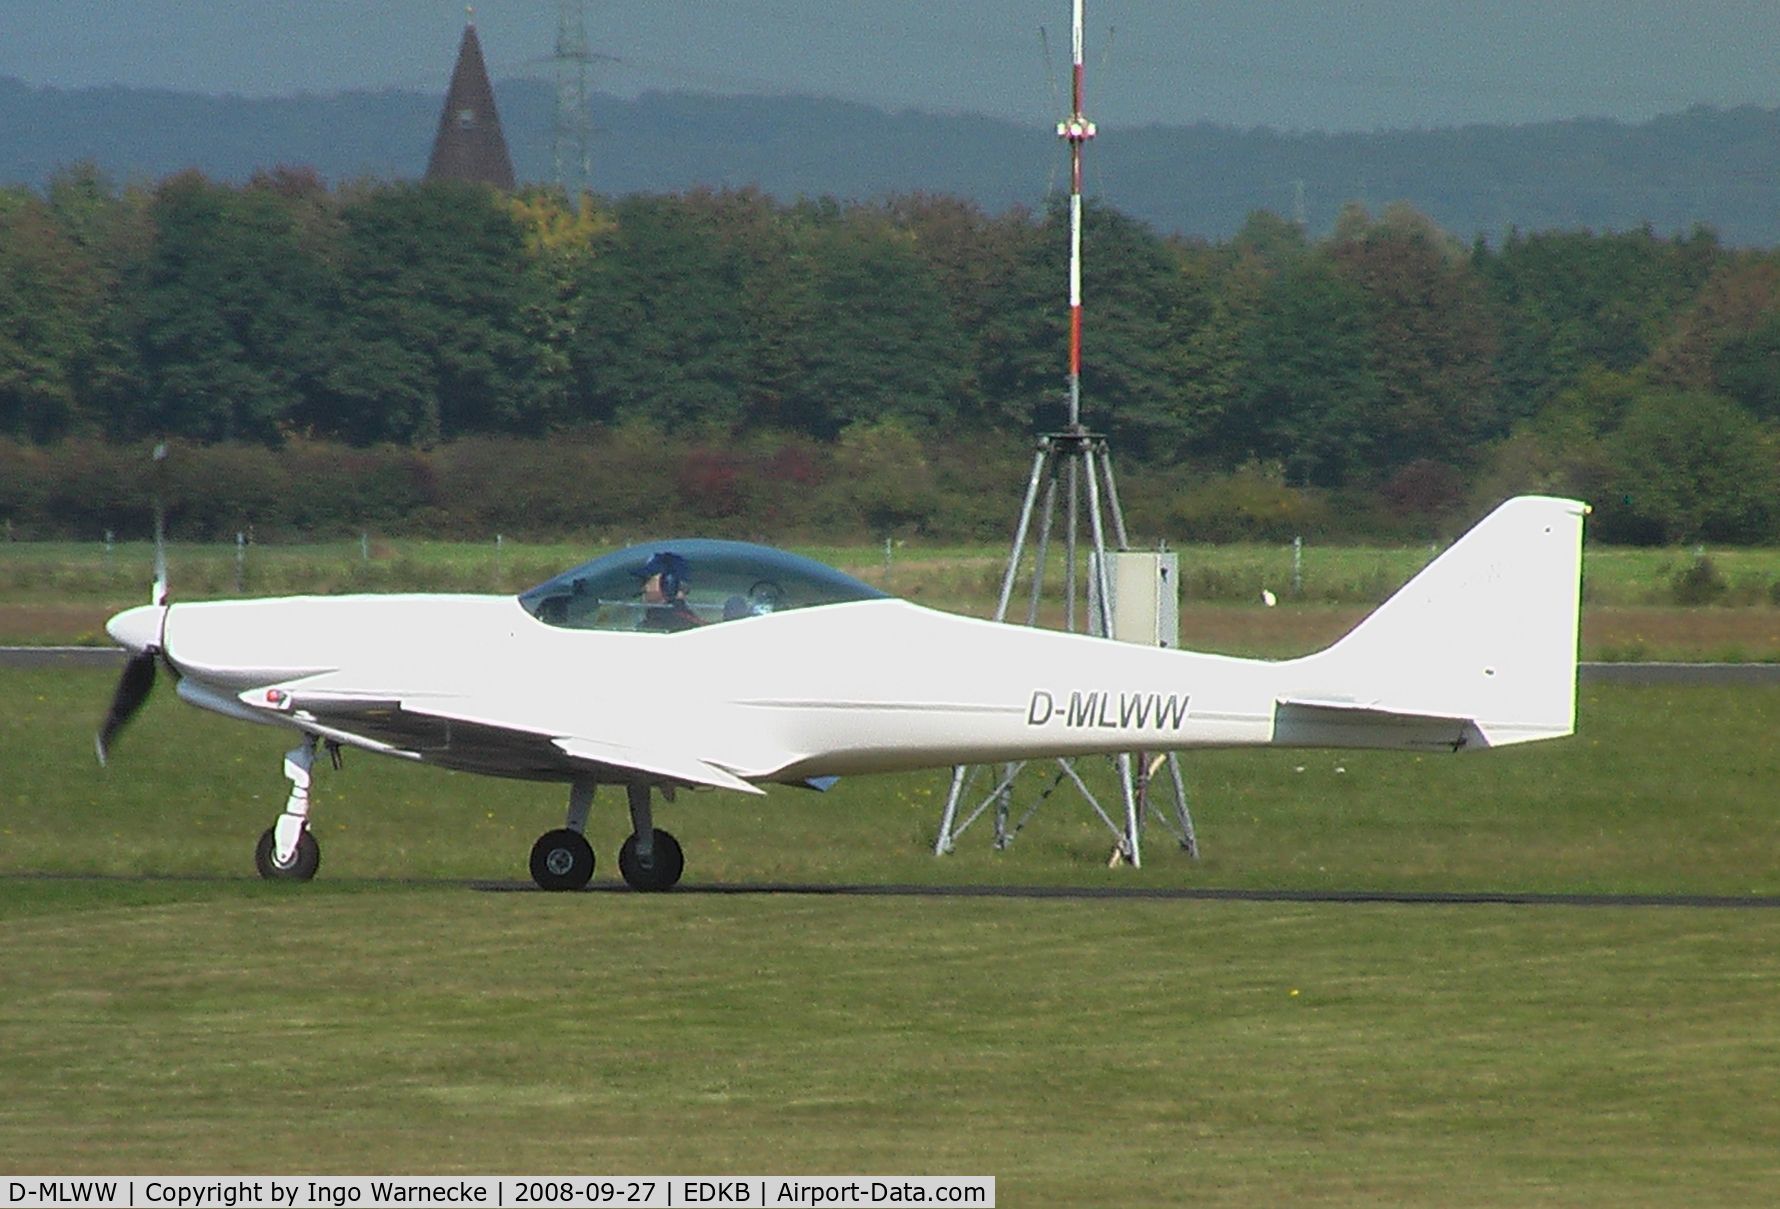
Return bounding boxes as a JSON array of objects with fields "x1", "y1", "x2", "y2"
[{"x1": 1280, "y1": 496, "x2": 1587, "y2": 748}]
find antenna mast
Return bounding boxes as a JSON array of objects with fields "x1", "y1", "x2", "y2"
[
  {"x1": 934, "y1": 0, "x2": 1198, "y2": 866},
  {"x1": 1060, "y1": 0, "x2": 1096, "y2": 431}
]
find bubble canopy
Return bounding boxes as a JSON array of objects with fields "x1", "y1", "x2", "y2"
[{"x1": 518, "y1": 539, "x2": 891, "y2": 632}]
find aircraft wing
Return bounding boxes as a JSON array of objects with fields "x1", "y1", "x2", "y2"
[
  {"x1": 549, "y1": 736, "x2": 765, "y2": 794},
  {"x1": 241, "y1": 685, "x2": 765, "y2": 792}
]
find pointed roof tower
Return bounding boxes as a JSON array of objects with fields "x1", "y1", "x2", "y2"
[{"x1": 425, "y1": 13, "x2": 516, "y2": 190}]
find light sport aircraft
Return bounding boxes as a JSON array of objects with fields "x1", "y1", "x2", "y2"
[{"x1": 96, "y1": 495, "x2": 1587, "y2": 891}]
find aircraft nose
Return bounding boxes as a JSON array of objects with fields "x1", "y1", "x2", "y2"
[{"x1": 106, "y1": 604, "x2": 164, "y2": 654}]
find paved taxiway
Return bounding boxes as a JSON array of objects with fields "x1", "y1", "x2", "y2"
[{"x1": 6, "y1": 872, "x2": 1779, "y2": 909}]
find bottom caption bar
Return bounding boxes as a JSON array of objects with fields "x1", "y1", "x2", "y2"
[{"x1": 3, "y1": 1178, "x2": 994, "y2": 1209}]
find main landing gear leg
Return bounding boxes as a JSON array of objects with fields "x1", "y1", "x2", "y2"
[
  {"x1": 530, "y1": 779, "x2": 596, "y2": 891},
  {"x1": 619, "y1": 783, "x2": 684, "y2": 892},
  {"x1": 256, "y1": 737, "x2": 321, "y2": 881}
]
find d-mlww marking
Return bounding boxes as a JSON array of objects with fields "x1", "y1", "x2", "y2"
[{"x1": 1027, "y1": 689, "x2": 1191, "y2": 731}]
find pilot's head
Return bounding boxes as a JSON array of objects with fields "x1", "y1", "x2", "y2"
[{"x1": 636, "y1": 551, "x2": 690, "y2": 604}]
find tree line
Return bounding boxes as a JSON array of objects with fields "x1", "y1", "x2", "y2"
[{"x1": 4, "y1": 165, "x2": 1779, "y2": 544}]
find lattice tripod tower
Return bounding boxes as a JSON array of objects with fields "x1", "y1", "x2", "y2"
[{"x1": 933, "y1": 0, "x2": 1196, "y2": 867}]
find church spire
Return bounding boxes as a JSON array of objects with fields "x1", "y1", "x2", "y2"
[{"x1": 425, "y1": 16, "x2": 516, "y2": 190}]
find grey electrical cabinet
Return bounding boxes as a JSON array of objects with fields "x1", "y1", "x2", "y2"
[{"x1": 1090, "y1": 551, "x2": 1180, "y2": 648}]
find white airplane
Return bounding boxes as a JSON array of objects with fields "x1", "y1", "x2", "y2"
[{"x1": 97, "y1": 495, "x2": 1587, "y2": 891}]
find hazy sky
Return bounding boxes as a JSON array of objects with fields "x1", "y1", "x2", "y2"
[{"x1": 1, "y1": 1, "x2": 1775, "y2": 133}]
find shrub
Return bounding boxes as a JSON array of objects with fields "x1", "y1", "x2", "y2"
[{"x1": 1671, "y1": 556, "x2": 1729, "y2": 606}]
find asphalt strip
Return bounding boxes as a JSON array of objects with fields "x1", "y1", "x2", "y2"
[
  {"x1": 478, "y1": 881, "x2": 1780, "y2": 908},
  {"x1": 6, "y1": 871, "x2": 1778, "y2": 908}
]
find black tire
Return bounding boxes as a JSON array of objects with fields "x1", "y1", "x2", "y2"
[
  {"x1": 618, "y1": 829, "x2": 684, "y2": 892},
  {"x1": 255, "y1": 826, "x2": 320, "y2": 881},
  {"x1": 530, "y1": 828, "x2": 595, "y2": 891}
]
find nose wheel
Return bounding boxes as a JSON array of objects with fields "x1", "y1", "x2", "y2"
[
  {"x1": 256, "y1": 740, "x2": 322, "y2": 881},
  {"x1": 255, "y1": 826, "x2": 320, "y2": 880}
]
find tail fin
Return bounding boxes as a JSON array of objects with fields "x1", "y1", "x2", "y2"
[{"x1": 1277, "y1": 496, "x2": 1587, "y2": 750}]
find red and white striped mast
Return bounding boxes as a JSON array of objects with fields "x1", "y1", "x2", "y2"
[{"x1": 1057, "y1": 0, "x2": 1097, "y2": 430}]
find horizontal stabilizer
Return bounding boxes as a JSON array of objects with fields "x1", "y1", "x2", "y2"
[{"x1": 1274, "y1": 698, "x2": 1487, "y2": 751}]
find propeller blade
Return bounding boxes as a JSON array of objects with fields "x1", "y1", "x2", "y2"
[{"x1": 95, "y1": 650, "x2": 158, "y2": 767}]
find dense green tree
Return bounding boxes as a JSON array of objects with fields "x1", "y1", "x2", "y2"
[
  {"x1": 117, "y1": 171, "x2": 339, "y2": 442},
  {"x1": 8, "y1": 167, "x2": 1780, "y2": 544},
  {"x1": 42, "y1": 165, "x2": 153, "y2": 438},
  {"x1": 1603, "y1": 388, "x2": 1779, "y2": 543},
  {"x1": 1711, "y1": 312, "x2": 1780, "y2": 420},
  {"x1": 972, "y1": 205, "x2": 1060, "y2": 433},
  {"x1": 0, "y1": 190, "x2": 97, "y2": 439},
  {"x1": 1650, "y1": 256, "x2": 1775, "y2": 376},
  {"x1": 1230, "y1": 255, "x2": 1382, "y2": 487},
  {"x1": 312, "y1": 181, "x2": 560, "y2": 444},
  {"x1": 568, "y1": 192, "x2": 765, "y2": 432},
  {"x1": 1168, "y1": 236, "x2": 1268, "y2": 457},
  {"x1": 878, "y1": 194, "x2": 1033, "y2": 430},
  {"x1": 1481, "y1": 224, "x2": 1721, "y2": 419},
  {"x1": 1229, "y1": 209, "x2": 1310, "y2": 269},
  {"x1": 1327, "y1": 204, "x2": 1502, "y2": 473},
  {"x1": 787, "y1": 205, "x2": 973, "y2": 437}
]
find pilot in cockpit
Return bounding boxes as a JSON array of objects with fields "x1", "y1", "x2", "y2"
[{"x1": 634, "y1": 551, "x2": 702, "y2": 632}]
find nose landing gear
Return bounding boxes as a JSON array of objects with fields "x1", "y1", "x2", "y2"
[{"x1": 256, "y1": 740, "x2": 322, "y2": 881}]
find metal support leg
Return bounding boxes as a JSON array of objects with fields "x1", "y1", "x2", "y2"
[
  {"x1": 566, "y1": 779, "x2": 594, "y2": 835},
  {"x1": 994, "y1": 444, "x2": 1050, "y2": 622},
  {"x1": 935, "y1": 429, "x2": 1203, "y2": 866},
  {"x1": 626, "y1": 783, "x2": 654, "y2": 863},
  {"x1": 1117, "y1": 751, "x2": 1142, "y2": 867},
  {"x1": 935, "y1": 764, "x2": 970, "y2": 854},
  {"x1": 1168, "y1": 753, "x2": 1199, "y2": 858},
  {"x1": 274, "y1": 738, "x2": 316, "y2": 865}
]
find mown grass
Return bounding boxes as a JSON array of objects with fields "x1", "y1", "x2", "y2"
[
  {"x1": 5, "y1": 885, "x2": 1778, "y2": 1205},
  {"x1": 4, "y1": 670, "x2": 1780, "y2": 1201}
]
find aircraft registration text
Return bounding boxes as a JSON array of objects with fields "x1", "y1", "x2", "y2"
[{"x1": 1026, "y1": 689, "x2": 1190, "y2": 731}]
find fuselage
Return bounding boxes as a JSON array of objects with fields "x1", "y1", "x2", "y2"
[
  {"x1": 108, "y1": 497, "x2": 1586, "y2": 790},
  {"x1": 113, "y1": 591, "x2": 1287, "y2": 784}
]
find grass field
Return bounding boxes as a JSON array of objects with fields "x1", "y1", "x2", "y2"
[
  {"x1": 4, "y1": 668, "x2": 1780, "y2": 1202},
  {"x1": 12, "y1": 532, "x2": 1780, "y2": 605}
]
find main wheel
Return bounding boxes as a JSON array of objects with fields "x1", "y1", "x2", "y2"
[
  {"x1": 618, "y1": 829, "x2": 684, "y2": 892},
  {"x1": 255, "y1": 827, "x2": 320, "y2": 881},
  {"x1": 530, "y1": 828, "x2": 595, "y2": 891}
]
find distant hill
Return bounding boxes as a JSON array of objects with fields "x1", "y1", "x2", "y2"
[{"x1": 4, "y1": 75, "x2": 1776, "y2": 245}]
